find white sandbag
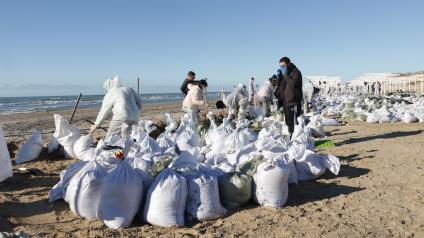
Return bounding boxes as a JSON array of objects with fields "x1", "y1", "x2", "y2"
[
  {"x1": 253, "y1": 161, "x2": 289, "y2": 208},
  {"x1": 73, "y1": 134, "x2": 95, "y2": 161},
  {"x1": 378, "y1": 114, "x2": 392, "y2": 123},
  {"x1": 320, "y1": 154, "x2": 341, "y2": 175},
  {"x1": 15, "y1": 130, "x2": 43, "y2": 164},
  {"x1": 53, "y1": 114, "x2": 81, "y2": 158},
  {"x1": 65, "y1": 160, "x2": 108, "y2": 219},
  {"x1": 224, "y1": 127, "x2": 257, "y2": 154},
  {"x1": 255, "y1": 137, "x2": 286, "y2": 153},
  {"x1": 218, "y1": 172, "x2": 252, "y2": 210},
  {"x1": 366, "y1": 114, "x2": 380, "y2": 123},
  {"x1": 322, "y1": 118, "x2": 341, "y2": 126},
  {"x1": 49, "y1": 161, "x2": 88, "y2": 202},
  {"x1": 176, "y1": 126, "x2": 201, "y2": 149},
  {"x1": 138, "y1": 134, "x2": 162, "y2": 153},
  {"x1": 143, "y1": 168, "x2": 188, "y2": 227},
  {"x1": 98, "y1": 159, "x2": 144, "y2": 229},
  {"x1": 307, "y1": 115, "x2": 325, "y2": 138},
  {"x1": 182, "y1": 166, "x2": 226, "y2": 222},
  {"x1": 130, "y1": 158, "x2": 154, "y2": 192},
  {"x1": 0, "y1": 127, "x2": 13, "y2": 182},
  {"x1": 263, "y1": 151, "x2": 298, "y2": 184},
  {"x1": 209, "y1": 119, "x2": 234, "y2": 154},
  {"x1": 356, "y1": 113, "x2": 367, "y2": 122},
  {"x1": 295, "y1": 150, "x2": 340, "y2": 181},
  {"x1": 47, "y1": 136, "x2": 59, "y2": 154},
  {"x1": 157, "y1": 137, "x2": 176, "y2": 151},
  {"x1": 403, "y1": 112, "x2": 418, "y2": 123}
]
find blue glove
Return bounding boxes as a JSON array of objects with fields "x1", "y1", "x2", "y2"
[{"x1": 277, "y1": 66, "x2": 288, "y2": 76}]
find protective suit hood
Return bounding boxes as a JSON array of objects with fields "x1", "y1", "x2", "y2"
[{"x1": 103, "y1": 75, "x2": 122, "y2": 92}]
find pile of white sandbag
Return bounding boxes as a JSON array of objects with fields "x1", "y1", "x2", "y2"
[
  {"x1": 49, "y1": 112, "x2": 341, "y2": 229},
  {"x1": 314, "y1": 90, "x2": 424, "y2": 124}
]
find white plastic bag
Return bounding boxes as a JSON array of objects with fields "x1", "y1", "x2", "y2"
[
  {"x1": 15, "y1": 130, "x2": 43, "y2": 164},
  {"x1": 65, "y1": 160, "x2": 108, "y2": 219},
  {"x1": 143, "y1": 168, "x2": 188, "y2": 227},
  {"x1": 73, "y1": 134, "x2": 95, "y2": 161},
  {"x1": 52, "y1": 114, "x2": 81, "y2": 158},
  {"x1": 253, "y1": 161, "x2": 289, "y2": 208},
  {"x1": 0, "y1": 127, "x2": 13, "y2": 182},
  {"x1": 98, "y1": 159, "x2": 144, "y2": 229}
]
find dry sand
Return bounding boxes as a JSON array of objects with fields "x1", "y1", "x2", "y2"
[{"x1": 1, "y1": 104, "x2": 424, "y2": 237}]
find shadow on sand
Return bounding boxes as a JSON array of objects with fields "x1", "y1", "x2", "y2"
[{"x1": 336, "y1": 130, "x2": 423, "y2": 146}]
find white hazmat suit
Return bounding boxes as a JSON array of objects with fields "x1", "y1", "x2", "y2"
[
  {"x1": 93, "y1": 76, "x2": 142, "y2": 138},
  {"x1": 223, "y1": 84, "x2": 248, "y2": 120},
  {"x1": 256, "y1": 80, "x2": 274, "y2": 117}
]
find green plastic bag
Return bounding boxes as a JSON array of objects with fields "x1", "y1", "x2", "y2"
[{"x1": 314, "y1": 139, "x2": 336, "y2": 150}]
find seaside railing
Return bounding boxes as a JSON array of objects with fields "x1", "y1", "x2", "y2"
[{"x1": 381, "y1": 77, "x2": 424, "y2": 94}]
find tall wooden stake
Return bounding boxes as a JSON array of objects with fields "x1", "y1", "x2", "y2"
[
  {"x1": 69, "y1": 93, "x2": 82, "y2": 124},
  {"x1": 137, "y1": 77, "x2": 140, "y2": 94}
]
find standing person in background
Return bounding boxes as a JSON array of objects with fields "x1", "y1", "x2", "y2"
[
  {"x1": 91, "y1": 76, "x2": 142, "y2": 138},
  {"x1": 375, "y1": 81, "x2": 381, "y2": 96},
  {"x1": 256, "y1": 78, "x2": 275, "y2": 117},
  {"x1": 180, "y1": 71, "x2": 197, "y2": 95},
  {"x1": 248, "y1": 77, "x2": 255, "y2": 105},
  {"x1": 182, "y1": 79, "x2": 209, "y2": 124},
  {"x1": 275, "y1": 57, "x2": 303, "y2": 136}
]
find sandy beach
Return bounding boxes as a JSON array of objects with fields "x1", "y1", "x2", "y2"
[{"x1": 0, "y1": 102, "x2": 423, "y2": 237}]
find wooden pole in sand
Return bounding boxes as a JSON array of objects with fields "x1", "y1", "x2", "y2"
[
  {"x1": 204, "y1": 77, "x2": 208, "y2": 114},
  {"x1": 137, "y1": 77, "x2": 140, "y2": 94},
  {"x1": 69, "y1": 93, "x2": 82, "y2": 124}
]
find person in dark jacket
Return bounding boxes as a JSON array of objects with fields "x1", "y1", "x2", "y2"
[
  {"x1": 275, "y1": 57, "x2": 303, "y2": 135},
  {"x1": 180, "y1": 71, "x2": 197, "y2": 95}
]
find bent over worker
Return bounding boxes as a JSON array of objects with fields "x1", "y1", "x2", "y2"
[{"x1": 91, "y1": 76, "x2": 142, "y2": 138}]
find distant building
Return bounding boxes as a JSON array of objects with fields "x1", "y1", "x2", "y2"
[
  {"x1": 305, "y1": 75, "x2": 341, "y2": 88},
  {"x1": 348, "y1": 73, "x2": 396, "y2": 86}
]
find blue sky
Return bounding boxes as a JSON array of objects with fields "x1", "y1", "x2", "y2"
[{"x1": 0, "y1": 0, "x2": 423, "y2": 97}]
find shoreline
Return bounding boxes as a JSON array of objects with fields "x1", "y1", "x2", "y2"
[{"x1": 0, "y1": 100, "x2": 217, "y2": 142}]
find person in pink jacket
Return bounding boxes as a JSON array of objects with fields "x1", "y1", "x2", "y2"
[{"x1": 182, "y1": 79, "x2": 209, "y2": 124}]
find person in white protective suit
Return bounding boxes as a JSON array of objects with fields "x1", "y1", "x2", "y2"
[
  {"x1": 255, "y1": 78, "x2": 275, "y2": 117},
  {"x1": 90, "y1": 76, "x2": 142, "y2": 138},
  {"x1": 223, "y1": 84, "x2": 248, "y2": 120},
  {"x1": 302, "y1": 80, "x2": 315, "y2": 113},
  {"x1": 247, "y1": 77, "x2": 255, "y2": 105},
  {"x1": 182, "y1": 79, "x2": 209, "y2": 124},
  {"x1": 374, "y1": 81, "x2": 381, "y2": 96}
]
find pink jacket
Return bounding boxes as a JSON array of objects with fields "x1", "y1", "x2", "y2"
[{"x1": 182, "y1": 84, "x2": 205, "y2": 110}]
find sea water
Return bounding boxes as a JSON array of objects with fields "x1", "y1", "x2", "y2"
[{"x1": 0, "y1": 92, "x2": 222, "y2": 114}]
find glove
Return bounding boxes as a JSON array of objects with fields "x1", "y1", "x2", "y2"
[
  {"x1": 277, "y1": 66, "x2": 288, "y2": 76},
  {"x1": 90, "y1": 125, "x2": 97, "y2": 133}
]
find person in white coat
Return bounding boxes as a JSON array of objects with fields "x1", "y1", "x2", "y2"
[
  {"x1": 223, "y1": 84, "x2": 248, "y2": 120},
  {"x1": 182, "y1": 79, "x2": 209, "y2": 124},
  {"x1": 256, "y1": 78, "x2": 275, "y2": 117},
  {"x1": 91, "y1": 76, "x2": 142, "y2": 138},
  {"x1": 248, "y1": 77, "x2": 255, "y2": 105}
]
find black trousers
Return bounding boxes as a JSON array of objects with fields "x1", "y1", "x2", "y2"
[{"x1": 284, "y1": 102, "x2": 302, "y2": 134}]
